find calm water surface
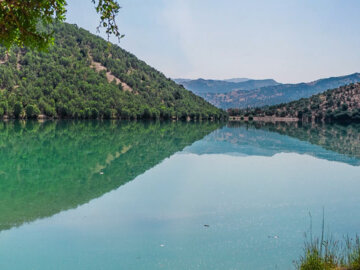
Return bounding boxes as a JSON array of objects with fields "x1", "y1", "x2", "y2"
[{"x1": 0, "y1": 121, "x2": 360, "y2": 270}]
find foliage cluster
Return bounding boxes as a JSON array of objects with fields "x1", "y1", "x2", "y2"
[{"x1": 0, "y1": 0, "x2": 122, "y2": 49}]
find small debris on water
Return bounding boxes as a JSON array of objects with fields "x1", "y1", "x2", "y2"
[
  {"x1": 160, "y1": 244, "x2": 165, "y2": 247},
  {"x1": 204, "y1": 224, "x2": 210, "y2": 227},
  {"x1": 100, "y1": 172, "x2": 104, "y2": 175},
  {"x1": 268, "y1": 235, "x2": 279, "y2": 239}
]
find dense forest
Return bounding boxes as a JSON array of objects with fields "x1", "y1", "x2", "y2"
[
  {"x1": 0, "y1": 23, "x2": 226, "y2": 120},
  {"x1": 228, "y1": 83, "x2": 360, "y2": 124}
]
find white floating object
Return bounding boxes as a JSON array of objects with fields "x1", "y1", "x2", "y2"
[
  {"x1": 160, "y1": 244, "x2": 165, "y2": 247},
  {"x1": 268, "y1": 235, "x2": 279, "y2": 239},
  {"x1": 100, "y1": 172, "x2": 104, "y2": 175}
]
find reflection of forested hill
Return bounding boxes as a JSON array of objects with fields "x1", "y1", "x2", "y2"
[
  {"x1": 186, "y1": 122, "x2": 360, "y2": 166},
  {"x1": 0, "y1": 121, "x2": 221, "y2": 231},
  {"x1": 250, "y1": 122, "x2": 360, "y2": 161}
]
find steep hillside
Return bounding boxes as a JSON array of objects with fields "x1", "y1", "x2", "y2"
[
  {"x1": 229, "y1": 83, "x2": 360, "y2": 124},
  {"x1": 0, "y1": 23, "x2": 225, "y2": 119},
  {"x1": 175, "y1": 78, "x2": 279, "y2": 94},
  {"x1": 206, "y1": 73, "x2": 360, "y2": 109}
]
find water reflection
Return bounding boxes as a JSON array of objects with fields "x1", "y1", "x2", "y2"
[
  {"x1": 187, "y1": 122, "x2": 360, "y2": 166},
  {"x1": 0, "y1": 120, "x2": 222, "y2": 231},
  {"x1": 1, "y1": 121, "x2": 360, "y2": 270}
]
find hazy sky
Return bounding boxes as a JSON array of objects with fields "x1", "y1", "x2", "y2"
[{"x1": 66, "y1": 0, "x2": 360, "y2": 83}]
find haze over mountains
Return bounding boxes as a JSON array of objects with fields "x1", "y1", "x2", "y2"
[
  {"x1": 174, "y1": 78, "x2": 279, "y2": 94},
  {"x1": 176, "y1": 73, "x2": 360, "y2": 109}
]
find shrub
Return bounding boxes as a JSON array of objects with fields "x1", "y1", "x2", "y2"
[
  {"x1": 299, "y1": 247, "x2": 325, "y2": 270},
  {"x1": 25, "y1": 104, "x2": 40, "y2": 118},
  {"x1": 91, "y1": 108, "x2": 99, "y2": 119},
  {"x1": 13, "y1": 102, "x2": 23, "y2": 118}
]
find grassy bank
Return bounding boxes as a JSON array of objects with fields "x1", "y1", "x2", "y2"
[
  {"x1": 296, "y1": 213, "x2": 360, "y2": 270},
  {"x1": 297, "y1": 236, "x2": 360, "y2": 270}
]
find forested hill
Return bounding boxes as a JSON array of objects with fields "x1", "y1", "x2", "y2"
[
  {"x1": 229, "y1": 83, "x2": 360, "y2": 124},
  {"x1": 0, "y1": 23, "x2": 225, "y2": 119},
  {"x1": 204, "y1": 73, "x2": 360, "y2": 109}
]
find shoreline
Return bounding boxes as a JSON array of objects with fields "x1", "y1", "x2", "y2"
[{"x1": 229, "y1": 116, "x2": 299, "y2": 122}]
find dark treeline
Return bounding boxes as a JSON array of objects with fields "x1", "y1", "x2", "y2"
[
  {"x1": 228, "y1": 83, "x2": 360, "y2": 124},
  {"x1": 0, "y1": 23, "x2": 226, "y2": 120}
]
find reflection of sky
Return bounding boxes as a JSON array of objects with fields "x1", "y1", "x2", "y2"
[{"x1": 1, "y1": 152, "x2": 360, "y2": 270}]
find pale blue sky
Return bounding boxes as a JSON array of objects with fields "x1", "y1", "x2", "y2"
[{"x1": 66, "y1": 0, "x2": 360, "y2": 83}]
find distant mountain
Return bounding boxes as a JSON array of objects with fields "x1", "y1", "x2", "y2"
[
  {"x1": 173, "y1": 78, "x2": 192, "y2": 84},
  {"x1": 205, "y1": 73, "x2": 360, "y2": 109},
  {"x1": 174, "y1": 78, "x2": 279, "y2": 94},
  {"x1": 0, "y1": 23, "x2": 224, "y2": 119},
  {"x1": 224, "y1": 78, "x2": 250, "y2": 83},
  {"x1": 229, "y1": 83, "x2": 360, "y2": 124},
  {"x1": 173, "y1": 77, "x2": 251, "y2": 85}
]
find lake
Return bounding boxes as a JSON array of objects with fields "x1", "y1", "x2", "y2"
[{"x1": 0, "y1": 120, "x2": 360, "y2": 270}]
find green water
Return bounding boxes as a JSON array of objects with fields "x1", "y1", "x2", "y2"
[{"x1": 0, "y1": 121, "x2": 360, "y2": 269}]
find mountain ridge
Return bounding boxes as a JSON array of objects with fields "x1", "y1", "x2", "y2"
[
  {"x1": 174, "y1": 78, "x2": 279, "y2": 94},
  {"x1": 204, "y1": 73, "x2": 360, "y2": 109}
]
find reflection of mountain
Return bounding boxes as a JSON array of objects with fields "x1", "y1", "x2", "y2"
[
  {"x1": 0, "y1": 121, "x2": 221, "y2": 231},
  {"x1": 186, "y1": 122, "x2": 360, "y2": 166}
]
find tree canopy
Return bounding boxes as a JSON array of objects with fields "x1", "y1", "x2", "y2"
[{"x1": 0, "y1": 0, "x2": 122, "y2": 49}]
